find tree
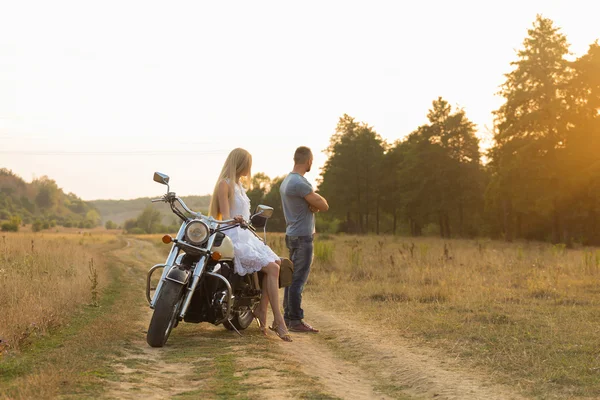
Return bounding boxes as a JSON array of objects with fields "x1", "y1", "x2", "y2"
[
  {"x1": 124, "y1": 218, "x2": 137, "y2": 233},
  {"x1": 105, "y1": 220, "x2": 118, "y2": 230},
  {"x1": 1, "y1": 215, "x2": 21, "y2": 232},
  {"x1": 1, "y1": 222, "x2": 18, "y2": 232},
  {"x1": 261, "y1": 176, "x2": 286, "y2": 232},
  {"x1": 380, "y1": 142, "x2": 405, "y2": 234},
  {"x1": 388, "y1": 98, "x2": 483, "y2": 238},
  {"x1": 136, "y1": 206, "x2": 163, "y2": 234},
  {"x1": 34, "y1": 177, "x2": 59, "y2": 210},
  {"x1": 32, "y1": 219, "x2": 43, "y2": 232},
  {"x1": 85, "y1": 209, "x2": 101, "y2": 227},
  {"x1": 489, "y1": 15, "x2": 571, "y2": 242},
  {"x1": 561, "y1": 41, "x2": 600, "y2": 244},
  {"x1": 319, "y1": 114, "x2": 386, "y2": 233},
  {"x1": 246, "y1": 173, "x2": 271, "y2": 212}
]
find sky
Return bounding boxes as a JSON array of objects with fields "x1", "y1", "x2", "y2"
[{"x1": 0, "y1": 0, "x2": 598, "y2": 200}]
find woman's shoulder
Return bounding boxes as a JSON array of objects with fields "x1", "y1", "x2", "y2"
[
  {"x1": 218, "y1": 179, "x2": 231, "y2": 193},
  {"x1": 219, "y1": 179, "x2": 243, "y2": 192}
]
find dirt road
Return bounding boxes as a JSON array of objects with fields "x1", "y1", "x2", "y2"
[{"x1": 103, "y1": 239, "x2": 524, "y2": 400}]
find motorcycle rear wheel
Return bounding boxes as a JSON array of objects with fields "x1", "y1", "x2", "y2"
[
  {"x1": 147, "y1": 280, "x2": 183, "y2": 347},
  {"x1": 223, "y1": 309, "x2": 254, "y2": 331}
]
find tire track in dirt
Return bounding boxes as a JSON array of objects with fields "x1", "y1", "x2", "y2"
[
  {"x1": 102, "y1": 238, "x2": 207, "y2": 399},
  {"x1": 279, "y1": 296, "x2": 526, "y2": 400},
  {"x1": 103, "y1": 309, "x2": 209, "y2": 400},
  {"x1": 276, "y1": 332, "x2": 395, "y2": 400}
]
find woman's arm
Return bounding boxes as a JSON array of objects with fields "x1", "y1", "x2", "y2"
[
  {"x1": 217, "y1": 180, "x2": 231, "y2": 220},
  {"x1": 217, "y1": 180, "x2": 243, "y2": 223}
]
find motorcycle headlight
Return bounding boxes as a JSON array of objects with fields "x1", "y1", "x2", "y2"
[{"x1": 185, "y1": 220, "x2": 210, "y2": 245}]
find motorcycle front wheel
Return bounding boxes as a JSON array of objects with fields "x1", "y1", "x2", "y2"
[{"x1": 146, "y1": 280, "x2": 183, "y2": 347}]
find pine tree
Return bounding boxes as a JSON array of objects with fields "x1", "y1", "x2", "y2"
[
  {"x1": 489, "y1": 15, "x2": 571, "y2": 242},
  {"x1": 319, "y1": 114, "x2": 386, "y2": 233}
]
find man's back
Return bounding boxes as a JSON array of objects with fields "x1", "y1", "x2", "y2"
[{"x1": 280, "y1": 173, "x2": 314, "y2": 237}]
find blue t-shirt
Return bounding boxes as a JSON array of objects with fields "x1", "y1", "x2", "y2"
[{"x1": 280, "y1": 173, "x2": 314, "y2": 236}]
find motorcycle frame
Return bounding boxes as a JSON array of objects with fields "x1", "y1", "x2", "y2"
[{"x1": 148, "y1": 219, "x2": 235, "y2": 324}]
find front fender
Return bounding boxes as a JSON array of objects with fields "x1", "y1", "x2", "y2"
[{"x1": 166, "y1": 266, "x2": 190, "y2": 285}]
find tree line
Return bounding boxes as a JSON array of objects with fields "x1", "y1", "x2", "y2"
[
  {"x1": 253, "y1": 16, "x2": 600, "y2": 245},
  {"x1": 0, "y1": 169, "x2": 100, "y2": 232}
]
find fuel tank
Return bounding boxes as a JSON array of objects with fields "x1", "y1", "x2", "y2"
[{"x1": 211, "y1": 232, "x2": 234, "y2": 261}]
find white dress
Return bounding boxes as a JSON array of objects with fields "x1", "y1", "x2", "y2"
[{"x1": 225, "y1": 180, "x2": 279, "y2": 276}]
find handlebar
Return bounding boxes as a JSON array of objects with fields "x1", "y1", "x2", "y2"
[
  {"x1": 151, "y1": 191, "x2": 265, "y2": 241},
  {"x1": 151, "y1": 193, "x2": 237, "y2": 225},
  {"x1": 172, "y1": 196, "x2": 198, "y2": 216}
]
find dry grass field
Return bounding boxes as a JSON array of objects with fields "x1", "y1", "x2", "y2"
[
  {"x1": 0, "y1": 231, "x2": 119, "y2": 353},
  {"x1": 264, "y1": 234, "x2": 600, "y2": 398},
  {"x1": 2, "y1": 230, "x2": 600, "y2": 398}
]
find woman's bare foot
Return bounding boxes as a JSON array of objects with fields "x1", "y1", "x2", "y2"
[{"x1": 269, "y1": 321, "x2": 293, "y2": 342}]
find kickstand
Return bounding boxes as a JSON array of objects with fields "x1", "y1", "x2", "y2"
[{"x1": 228, "y1": 319, "x2": 243, "y2": 336}]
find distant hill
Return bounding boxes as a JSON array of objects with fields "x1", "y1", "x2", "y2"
[
  {"x1": 0, "y1": 168, "x2": 100, "y2": 229},
  {"x1": 91, "y1": 195, "x2": 211, "y2": 226}
]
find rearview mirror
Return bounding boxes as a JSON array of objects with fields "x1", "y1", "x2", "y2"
[
  {"x1": 254, "y1": 205, "x2": 273, "y2": 219},
  {"x1": 250, "y1": 205, "x2": 273, "y2": 229},
  {"x1": 153, "y1": 172, "x2": 170, "y2": 185}
]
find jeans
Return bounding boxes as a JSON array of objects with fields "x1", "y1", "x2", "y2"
[{"x1": 283, "y1": 235, "x2": 314, "y2": 322}]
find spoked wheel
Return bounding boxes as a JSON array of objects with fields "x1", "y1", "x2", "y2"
[{"x1": 146, "y1": 281, "x2": 183, "y2": 347}]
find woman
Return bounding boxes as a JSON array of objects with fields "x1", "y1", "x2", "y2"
[{"x1": 208, "y1": 148, "x2": 292, "y2": 342}]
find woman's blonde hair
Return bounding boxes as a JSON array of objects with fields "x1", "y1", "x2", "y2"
[{"x1": 208, "y1": 148, "x2": 252, "y2": 218}]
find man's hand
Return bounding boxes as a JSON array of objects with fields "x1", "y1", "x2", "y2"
[
  {"x1": 304, "y1": 192, "x2": 329, "y2": 212},
  {"x1": 309, "y1": 205, "x2": 319, "y2": 213}
]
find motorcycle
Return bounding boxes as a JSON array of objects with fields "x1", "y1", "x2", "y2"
[{"x1": 145, "y1": 172, "x2": 285, "y2": 347}]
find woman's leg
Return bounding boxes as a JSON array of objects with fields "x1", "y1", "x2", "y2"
[
  {"x1": 261, "y1": 262, "x2": 286, "y2": 327},
  {"x1": 255, "y1": 273, "x2": 269, "y2": 325},
  {"x1": 253, "y1": 259, "x2": 282, "y2": 328},
  {"x1": 255, "y1": 259, "x2": 280, "y2": 324}
]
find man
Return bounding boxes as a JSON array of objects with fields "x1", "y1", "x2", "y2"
[{"x1": 280, "y1": 146, "x2": 329, "y2": 333}]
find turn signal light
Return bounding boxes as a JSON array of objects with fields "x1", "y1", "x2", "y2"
[
  {"x1": 162, "y1": 235, "x2": 173, "y2": 244},
  {"x1": 211, "y1": 251, "x2": 222, "y2": 261}
]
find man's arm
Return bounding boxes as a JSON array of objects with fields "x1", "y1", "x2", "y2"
[{"x1": 304, "y1": 192, "x2": 329, "y2": 212}]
